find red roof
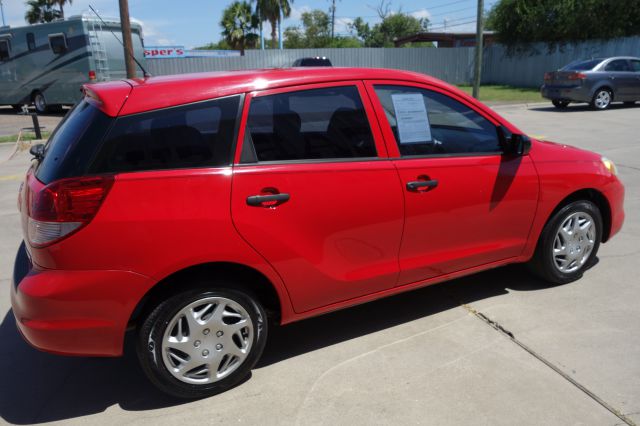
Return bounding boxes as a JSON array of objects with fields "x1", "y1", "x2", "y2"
[{"x1": 85, "y1": 67, "x2": 445, "y2": 117}]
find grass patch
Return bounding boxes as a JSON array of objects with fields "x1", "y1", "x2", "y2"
[
  {"x1": 0, "y1": 131, "x2": 51, "y2": 144},
  {"x1": 457, "y1": 85, "x2": 543, "y2": 103}
]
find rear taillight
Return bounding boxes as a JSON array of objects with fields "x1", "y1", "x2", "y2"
[
  {"x1": 89, "y1": 70, "x2": 97, "y2": 81},
  {"x1": 27, "y1": 175, "x2": 114, "y2": 247},
  {"x1": 544, "y1": 72, "x2": 552, "y2": 81},
  {"x1": 568, "y1": 72, "x2": 587, "y2": 80}
]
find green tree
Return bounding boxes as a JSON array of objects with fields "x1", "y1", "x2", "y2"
[
  {"x1": 220, "y1": 1, "x2": 259, "y2": 55},
  {"x1": 257, "y1": 0, "x2": 293, "y2": 48},
  {"x1": 487, "y1": 0, "x2": 640, "y2": 50},
  {"x1": 24, "y1": 0, "x2": 61, "y2": 24},
  {"x1": 284, "y1": 9, "x2": 362, "y2": 48},
  {"x1": 350, "y1": 12, "x2": 428, "y2": 47},
  {"x1": 50, "y1": 0, "x2": 72, "y2": 19}
]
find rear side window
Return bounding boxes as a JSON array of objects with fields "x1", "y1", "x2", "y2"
[
  {"x1": 36, "y1": 101, "x2": 113, "y2": 184},
  {"x1": 244, "y1": 86, "x2": 376, "y2": 162},
  {"x1": 91, "y1": 96, "x2": 241, "y2": 173},
  {"x1": 49, "y1": 34, "x2": 67, "y2": 54},
  {"x1": 374, "y1": 85, "x2": 501, "y2": 156},
  {"x1": 0, "y1": 39, "x2": 10, "y2": 61},
  {"x1": 604, "y1": 59, "x2": 631, "y2": 72}
]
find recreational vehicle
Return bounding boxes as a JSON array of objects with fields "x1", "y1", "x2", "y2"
[{"x1": 0, "y1": 14, "x2": 145, "y2": 113}]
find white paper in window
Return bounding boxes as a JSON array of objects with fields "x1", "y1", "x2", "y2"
[{"x1": 391, "y1": 93, "x2": 432, "y2": 144}]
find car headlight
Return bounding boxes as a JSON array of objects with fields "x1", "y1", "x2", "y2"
[{"x1": 601, "y1": 157, "x2": 618, "y2": 176}]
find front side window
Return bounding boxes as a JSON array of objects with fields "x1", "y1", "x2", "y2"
[
  {"x1": 27, "y1": 33, "x2": 36, "y2": 51},
  {"x1": 374, "y1": 85, "x2": 501, "y2": 156},
  {"x1": 49, "y1": 34, "x2": 67, "y2": 54},
  {"x1": 91, "y1": 96, "x2": 241, "y2": 173},
  {"x1": 604, "y1": 59, "x2": 631, "y2": 72},
  {"x1": 245, "y1": 85, "x2": 377, "y2": 162},
  {"x1": 0, "y1": 40, "x2": 10, "y2": 61},
  {"x1": 630, "y1": 60, "x2": 640, "y2": 72}
]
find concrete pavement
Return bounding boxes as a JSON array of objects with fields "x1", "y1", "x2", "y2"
[{"x1": 0, "y1": 103, "x2": 638, "y2": 425}]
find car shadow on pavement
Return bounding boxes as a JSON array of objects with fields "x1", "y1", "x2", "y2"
[
  {"x1": 530, "y1": 103, "x2": 638, "y2": 113},
  {"x1": 0, "y1": 264, "x2": 554, "y2": 424}
]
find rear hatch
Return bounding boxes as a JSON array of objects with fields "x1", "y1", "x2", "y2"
[{"x1": 19, "y1": 84, "x2": 128, "y2": 260}]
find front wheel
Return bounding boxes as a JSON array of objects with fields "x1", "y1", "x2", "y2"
[
  {"x1": 137, "y1": 287, "x2": 268, "y2": 399},
  {"x1": 527, "y1": 200, "x2": 602, "y2": 284},
  {"x1": 552, "y1": 100, "x2": 569, "y2": 109}
]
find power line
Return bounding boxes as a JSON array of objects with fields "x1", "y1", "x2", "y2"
[{"x1": 335, "y1": 0, "x2": 474, "y2": 19}]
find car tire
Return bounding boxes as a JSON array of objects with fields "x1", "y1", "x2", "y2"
[
  {"x1": 32, "y1": 92, "x2": 48, "y2": 114},
  {"x1": 527, "y1": 200, "x2": 602, "y2": 285},
  {"x1": 590, "y1": 89, "x2": 612, "y2": 110},
  {"x1": 137, "y1": 286, "x2": 268, "y2": 399},
  {"x1": 552, "y1": 100, "x2": 569, "y2": 109}
]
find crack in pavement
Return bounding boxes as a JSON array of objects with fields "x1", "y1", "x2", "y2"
[{"x1": 461, "y1": 303, "x2": 636, "y2": 426}]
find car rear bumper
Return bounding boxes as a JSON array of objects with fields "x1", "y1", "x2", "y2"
[
  {"x1": 10, "y1": 242, "x2": 152, "y2": 357},
  {"x1": 541, "y1": 84, "x2": 592, "y2": 103}
]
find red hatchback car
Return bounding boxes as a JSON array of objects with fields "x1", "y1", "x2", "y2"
[{"x1": 11, "y1": 68, "x2": 624, "y2": 398}]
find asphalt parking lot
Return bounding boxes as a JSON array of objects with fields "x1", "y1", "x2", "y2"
[{"x1": 0, "y1": 102, "x2": 638, "y2": 425}]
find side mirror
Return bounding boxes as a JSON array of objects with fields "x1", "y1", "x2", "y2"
[
  {"x1": 498, "y1": 126, "x2": 531, "y2": 156},
  {"x1": 29, "y1": 143, "x2": 45, "y2": 160}
]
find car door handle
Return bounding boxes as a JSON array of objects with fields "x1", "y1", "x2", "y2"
[
  {"x1": 246, "y1": 193, "x2": 290, "y2": 207},
  {"x1": 406, "y1": 179, "x2": 438, "y2": 191}
]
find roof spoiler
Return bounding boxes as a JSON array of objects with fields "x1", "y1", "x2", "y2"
[{"x1": 82, "y1": 81, "x2": 133, "y2": 117}]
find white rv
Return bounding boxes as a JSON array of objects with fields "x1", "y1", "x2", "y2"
[{"x1": 0, "y1": 14, "x2": 145, "y2": 113}]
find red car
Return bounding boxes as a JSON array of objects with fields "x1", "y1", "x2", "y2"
[{"x1": 11, "y1": 68, "x2": 624, "y2": 398}]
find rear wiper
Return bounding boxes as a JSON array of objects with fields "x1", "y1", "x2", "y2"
[{"x1": 30, "y1": 144, "x2": 45, "y2": 161}]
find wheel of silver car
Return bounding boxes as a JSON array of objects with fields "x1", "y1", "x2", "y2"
[
  {"x1": 551, "y1": 212, "x2": 596, "y2": 273},
  {"x1": 33, "y1": 92, "x2": 47, "y2": 114},
  {"x1": 161, "y1": 296, "x2": 254, "y2": 385},
  {"x1": 527, "y1": 200, "x2": 602, "y2": 284},
  {"x1": 591, "y1": 89, "x2": 612, "y2": 110},
  {"x1": 137, "y1": 287, "x2": 268, "y2": 399}
]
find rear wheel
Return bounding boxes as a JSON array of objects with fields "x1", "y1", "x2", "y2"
[
  {"x1": 137, "y1": 286, "x2": 268, "y2": 399},
  {"x1": 552, "y1": 100, "x2": 569, "y2": 109},
  {"x1": 32, "y1": 92, "x2": 48, "y2": 114},
  {"x1": 590, "y1": 89, "x2": 612, "y2": 110},
  {"x1": 527, "y1": 200, "x2": 602, "y2": 284}
]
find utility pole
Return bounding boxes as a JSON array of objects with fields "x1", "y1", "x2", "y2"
[
  {"x1": 0, "y1": 0, "x2": 6, "y2": 27},
  {"x1": 258, "y1": 2, "x2": 264, "y2": 50},
  {"x1": 331, "y1": 0, "x2": 336, "y2": 39},
  {"x1": 278, "y1": 0, "x2": 283, "y2": 50},
  {"x1": 472, "y1": 0, "x2": 484, "y2": 99},
  {"x1": 118, "y1": 0, "x2": 136, "y2": 78}
]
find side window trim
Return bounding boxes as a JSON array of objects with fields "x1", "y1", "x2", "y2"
[
  {"x1": 364, "y1": 79, "x2": 505, "y2": 159},
  {"x1": 234, "y1": 80, "x2": 388, "y2": 165}
]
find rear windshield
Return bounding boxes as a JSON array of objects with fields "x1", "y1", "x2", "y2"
[
  {"x1": 36, "y1": 101, "x2": 113, "y2": 184},
  {"x1": 561, "y1": 59, "x2": 603, "y2": 71},
  {"x1": 299, "y1": 58, "x2": 332, "y2": 67}
]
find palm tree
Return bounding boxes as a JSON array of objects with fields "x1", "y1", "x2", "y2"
[
  {"x1": 51, "y1": 0, "x2": 72, "y2": 19},
  {"x1": 258, "y1": 0, "x2": 293, "y2": 48},
  {"x1": 220, "y1": 1, "x2": 259, "y2": 56},
  {"x1": 24, "y1": 0, "x2": 61, "y2": 24}
]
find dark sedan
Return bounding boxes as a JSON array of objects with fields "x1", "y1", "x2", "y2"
[{"x1": 541, "y1": 56, "x2": 640, "y2": 110}]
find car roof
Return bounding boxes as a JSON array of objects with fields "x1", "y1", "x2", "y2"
[{"x1": 86, "y1": 67, "x2": 444, "y2": 116}]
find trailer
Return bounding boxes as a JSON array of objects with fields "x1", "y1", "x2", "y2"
[{"x1": 0, "y1": 14, "x2": 145, "y2": 113}]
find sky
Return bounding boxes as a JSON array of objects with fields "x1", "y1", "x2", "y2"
[{"x1": 1, "y1": 0, "x2": 498, "y2": 49}]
